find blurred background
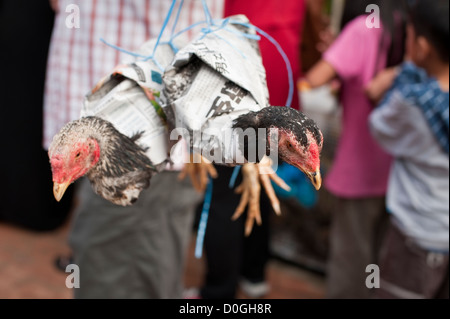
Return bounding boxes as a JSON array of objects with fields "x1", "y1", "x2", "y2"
[
  {"x1": 1, "y1": 0, "x2": 447, "y2": 299},
  {"x1": 0, "y1": 0, "x2": 336, "y2": 299}
]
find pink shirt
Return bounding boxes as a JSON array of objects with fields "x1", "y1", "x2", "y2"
[{"x1": 323, "y1": 15, "x2": 392, "y2": 198}]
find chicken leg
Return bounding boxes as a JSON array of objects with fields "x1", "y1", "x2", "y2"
[
  {"x1": 179, "y1": 154, "x2": 291, "y2": 236},
  {"x1": 232, "y1": 157, "x2": 291, "y2": 236}
]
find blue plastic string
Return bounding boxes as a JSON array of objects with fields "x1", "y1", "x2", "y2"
[
  {"x1": 170, "y1": 20, "x2": 206, "y2": 41},
  {"x1": 99, "y1": 38, "x2": 148, "y2": 59},
  {"x1": 229, "y1": 19, "x2": 295, "y2": 108},
  {"x1": 223, "y1": 25, "x2": 261, "y2": 41},
  {"x1": 146, "y1": 0, "x2": 177, "y2": 60},
  {"x1": 167, "y1": 0, "x2": 184, "y2": 53},
  {"x1": 99, "y1": 4, "x2": 293, "y2": 107},
  {"x1": 202, "y1": 0, "x2": 213, "y2": 27},
  {"x1": 199, "y1": 18, "x2": 229, "y2": 39},
  {"x1": 194, "y1": 176, "x2": 213, "y2": 258},
  {"x1": 100, "y1": 0, "x2": 179, "y2": 71},
  {"x1": 170, "y1": 0, "x2": 184, "y2": 37},
  {"x1": 170, "y1": 15, "x2": 294, "y2": 106},
  {"x1": 229, "y1": 166, "x2": 241, "y2": 189}
]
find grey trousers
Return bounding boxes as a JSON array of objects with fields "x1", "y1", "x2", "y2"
[
  {"x1": 68, "y1": 171, "x2": 202, "y2": 299},
  {"x1": 325, "y1": 197, "x2": 388, "y2": 299},
  {"x1": 375, "y1": 220, "x2": 449, "y2": 299}
]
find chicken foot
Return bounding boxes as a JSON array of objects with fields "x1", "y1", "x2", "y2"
[
  {"x1": 232, "y1": 157, "x2": 291, "y2": 236},
  {"x1": 179, "y1": 155, "x2": 291, "y2": 236}
]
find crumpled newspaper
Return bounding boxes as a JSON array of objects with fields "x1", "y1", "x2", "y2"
[
  {"x1": 81, "y1": 14, "x2": 271, "y2": 170},
  {"x1": 162, "y1": 14, "x2": 270, "y2": 165},
  {"x1": 81, "y1": 39, "x2": 185, "y2": 171}
]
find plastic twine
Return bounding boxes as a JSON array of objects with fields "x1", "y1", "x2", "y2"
[
  {"x1": 194, "y1": 176, "x2": 213, "y2": 258},
  {"x1": 229, "y1": 19, "x2": 295, "y2": 108},
  {"x1": 100, "y1": 0, "x2": 179, "y2": 72}
]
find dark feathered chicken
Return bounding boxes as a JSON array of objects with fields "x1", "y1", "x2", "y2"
[
  {"x1": 48, "y1": 116, "x2": 155, "y2": 206},
  {"x1": 180, "y1": 105, "x2": 323, "y2": 235},
  {"x1": 49, "y1": 105, "x2": 322, "y2": 211},
  {"x1": 233, "y1": 106, "x2": 323, "y2": 190}
]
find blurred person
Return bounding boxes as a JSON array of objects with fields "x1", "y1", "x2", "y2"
[
  {"x1": 304, "y1": 0, "x2": 406, "y2": 298},
  {"x1": 185, "y1": 165, "x2": 274, "y2": 299},
  {"x1": 0, "y1": 0, "x2": 74, "y2": 231},
  {"x1": 184, "y1": 0, "x2": 307, "y2": 299},
  {"x1": 301, "y1": 0, "x2": 331, "y2": 74},
  {"x1": 44, "y1": 0, "x2": 222, "y2": 298},
  {"x1": 369, "y1": 0, "x2": 449, "y2": 299}
]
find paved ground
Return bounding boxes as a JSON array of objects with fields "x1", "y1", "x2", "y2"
[{"x1": 0, "y1": 216, "x2": 325, "y2": 299}]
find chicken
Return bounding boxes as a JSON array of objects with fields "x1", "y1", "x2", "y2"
[
  {"x1": 159, "y1": 18, "x2": 323, "y2": 234},
  {"x1": 178, "y1": 105, "x2": 323, "y2": 235},
  {"x1": 49, "y1": 116, "x2": 155, "y2": 206},
  {"x1": 49, "y1": 103, "x2": 321, "y2": 220},
  {"x1": 232, "y1": 105, "x2": 323, "y2": 190},
  {"x1": 231, "y1": 106, "x2": 323, "y2": 235},
  {"x1": 48, "y1": 15, "x2": 323, "y2": 216}
]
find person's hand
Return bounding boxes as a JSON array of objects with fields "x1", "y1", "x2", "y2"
[
  {"x1": 365, "y1": 67, "x2": 399, "y2": 104},
  {"x1": 49, "y1": 0, "x2": 59, "y2": 12},
  {"x1": 178, "y1": 153, "x2": 218, "y2": 193},
  {"x1": 316, "y1": 28, "x2": 336, "y2": 53},
  {"x1": 232, "y1": 157, "x2": 291, "y2": 236}
]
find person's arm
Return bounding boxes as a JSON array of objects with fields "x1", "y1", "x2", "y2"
[
  {"x1": 304, "y1": 59, "x2": 337, "y2": 89},
  {"x1": 304, "y1": 16, "x2": 368, "y2": 89},
  {"x1": 49, "y1": 0, "x2": 59, "y2": 12},
  {"x1": 369, "y1": 91, "x2": 425, "y2": 159},
  {"x1": 365, "y1": 66, "x2": 400, "y2": 104}
]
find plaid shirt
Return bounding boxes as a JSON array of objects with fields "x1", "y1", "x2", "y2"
[
  {"x1": 380, "y1": 62, "x2": 449, "y2": 155},
  {"x1": 43, "y1": 0, "x2": 223, "y2": 149}
]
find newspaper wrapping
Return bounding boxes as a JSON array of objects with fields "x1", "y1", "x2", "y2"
[
  {"x1": 162, "y1": 15, "x2": 270, "y2": 165},
  {"x1": 81, "y1": 39, "x2": 184, "y2": 171}
]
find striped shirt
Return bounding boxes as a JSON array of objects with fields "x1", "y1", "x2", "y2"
[
  {"x1": 43, "y1": 0, "x2": 305, "y2": 149},
  {"x1": 43, "y1": 0, "x2": 223, "y2": 149}
]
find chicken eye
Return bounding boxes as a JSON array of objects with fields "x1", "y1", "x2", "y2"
[
  {"x1": 286, "y1": 141, "x2": 294, "y2": 151},
  {"x1": 75, "y1": 152, "x2": 81, "y2": 159}
]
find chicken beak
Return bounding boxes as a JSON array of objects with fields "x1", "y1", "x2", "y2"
[
  {"x1": 53, "y1": 181, "x2": 71, "y2": 202},
  {"x1": 306, "y1": 170, "x2": 322, "y2": 191}
]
